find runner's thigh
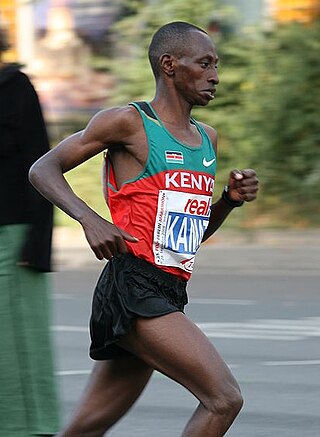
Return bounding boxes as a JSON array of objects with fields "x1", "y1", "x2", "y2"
[{"x1": 118, "y1": 312, "x2": 239, "y2": 407}]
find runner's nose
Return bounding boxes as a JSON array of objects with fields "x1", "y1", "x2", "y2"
[{"x1": 208, "y1": 66, "x2": 219, "y2": 85}]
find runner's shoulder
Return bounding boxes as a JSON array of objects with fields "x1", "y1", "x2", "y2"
[
  {"x1": 198, "y1": 122, "x2": 217, "y2": 144},
  {"x1": 89, "y1": 105, "x2": 141, "y2": 138}
]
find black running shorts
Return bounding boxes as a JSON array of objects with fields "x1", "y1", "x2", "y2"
[{"x1": 89, "y1": 252, "x2": 188, "y2": 360}]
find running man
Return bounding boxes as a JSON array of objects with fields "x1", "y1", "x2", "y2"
[{"x1": 30, "y1": 21, "x2": 259, "y2": 437}]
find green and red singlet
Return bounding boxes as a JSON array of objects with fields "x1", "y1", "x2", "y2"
[{"x1": 105, "y1": 102, "x2": 216, "y2": 281}]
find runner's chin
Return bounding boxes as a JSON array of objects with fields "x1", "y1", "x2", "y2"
[{"x1": 197, "y1": 91, "x2": 214, "y2": 106}]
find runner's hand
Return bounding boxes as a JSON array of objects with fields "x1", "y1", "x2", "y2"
[
  {"x1": 80, "y1": 212, "x2": 138, "y2": 260},
  {"x1": 227, "y1": 169, "x2": 259, "y2": 203}
]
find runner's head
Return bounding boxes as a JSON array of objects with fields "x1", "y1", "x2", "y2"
[
  {"x1": 148, "y1": 21, "x2": 208, "y2": 80},
  {"x1": 148, "y1": 22, "x2": 219, "y2": 106}
]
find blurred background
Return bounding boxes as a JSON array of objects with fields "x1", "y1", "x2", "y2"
[{"x1": 1, "y1": 0, "x2": 319, "y2": 229}]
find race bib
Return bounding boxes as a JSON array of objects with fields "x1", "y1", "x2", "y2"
[{"x1": 153, "y1": 190, "x2": 211, "y2": 273}]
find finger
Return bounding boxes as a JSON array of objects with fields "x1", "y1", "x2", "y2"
[
  {"x1": 91, "y1": 245, "x2": 105, "y2": 260},
  {"x1": 99, "y1": 243, "x2": 114, "y2": 260},
  {"x1": 240, "y1": 169, "x2": 256, "y2": 179},
  {"x1": 237, "y1": 177, "x2": 259, "y2": 187},
  {"x1": 229, "y1": 169, "x2": 244, "y2": 191},
  {"x1": 236, "y1": 184, "x2": 259, "y2": 196},
  {"x1": 240, "y1": 186, "x2": 259, "y2": 195},
  {"x1": 237, "y1": 187, "x2": 259, "y2": 201},
  {"x1": 85, "y1": 235, "x2": 105, "y2": 260},
  {"x1": 90, "y1": 236, "x2": 116, "y2": 260},
  {"x1": 120, "y1": 229, "x2": 139, "y2": 243},
  {"x1": 243, "y1": 192, "x2": 258, "y2": 202},
  {"x1": 114, "y1": 234, "x2": 128, "y2": 254},
  {"x1": 230, "y1": 169, "x2": 244, "y2": 181}
]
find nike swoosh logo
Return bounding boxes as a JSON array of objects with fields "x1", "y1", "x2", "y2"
[{"x1": 203, "y1": 157, "x2": 216, "y2": 167}]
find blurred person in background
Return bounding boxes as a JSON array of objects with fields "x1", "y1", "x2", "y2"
[
  {"x1": 0, "y1": 26, "x2": 60, "y2": 437},
  {"x1": 30, "y1": 22, "x2": 258, "y2": 437}
]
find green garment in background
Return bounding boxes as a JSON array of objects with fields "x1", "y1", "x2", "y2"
[{"x1": 0, "y1": 224, "x2": 60, "y2": 436}]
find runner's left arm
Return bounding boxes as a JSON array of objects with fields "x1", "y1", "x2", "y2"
[
  {"x1": 202, "y1": 169, "x2": 258, "y2": 242},
  {"x1": 200, "y1": 125, "x2": 259, "y2": 242}
]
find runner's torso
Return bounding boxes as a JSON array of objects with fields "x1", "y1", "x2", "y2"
[{"x1": 105, "y1": 101, "x2": 216, "y2": 280}]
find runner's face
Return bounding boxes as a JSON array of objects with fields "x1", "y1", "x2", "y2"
[{"x1": 173, "y1": 31, "x2": 219, "y2": 106}]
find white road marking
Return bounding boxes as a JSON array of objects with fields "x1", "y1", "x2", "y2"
[
  {"x1": 263, "y1": 359, "x2": 320, "y2": 366},
  {"x1": 197, "y1": 317, "x2": 320, "y2": 341},
  {"x1": 53, "y1": 318, "x2": 320, "y2": 378},
  {"x1": 52, "y1": 295, "x2": 256, "y2": 305},
  {"x1": 52, "y1": 293, "x2": 73, "y2": 299},
  {"x1": 56, "y1": 365, "x2": 239, "y2": 378},
  {"x1": 189, "y1": 298, "x2": 256, "y2": 305},
  {"x1": 56, "y1": 370, "x2": 92, "y2": 376},
  {"x1": 56, "y1": 359, "x2": 320, "y2": 378},
  {"x1": 52, "y1": 317, "x2": 320, "y2": 341},
  {"x1": 52, "y1": 325, "x2": 88, "y2": 333}
]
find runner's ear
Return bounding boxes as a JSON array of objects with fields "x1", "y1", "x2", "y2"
[{"x1": 160, "y1": 54, "x2": 175, "y2": 77}]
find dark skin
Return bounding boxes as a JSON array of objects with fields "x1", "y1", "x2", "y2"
[{"x1": 30, "y1": 29, "x2": 258, "y2": 437}]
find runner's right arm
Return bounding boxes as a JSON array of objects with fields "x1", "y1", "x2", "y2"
[{"x1": 29, "y1": 107, "x2": 139, "y2": 260}]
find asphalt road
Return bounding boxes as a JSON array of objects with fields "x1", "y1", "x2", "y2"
[{"x1": 51, "y1": 237, "x2": 320, "y2": 436}]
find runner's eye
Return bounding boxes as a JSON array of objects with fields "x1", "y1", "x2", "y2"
[{"x1": 200, "y1": 61, "x2": 219, "y2": 70}]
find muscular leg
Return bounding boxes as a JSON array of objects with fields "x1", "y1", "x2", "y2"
[
  {"x1": 57, "y1": 354, "x2": 153, "y2": 437},
  {"x1": 58, "y1": 312, "x2": 242, "y2": 437},
  {"x1": 118, "y1": 312, "x2": 243, "y2": 437}
]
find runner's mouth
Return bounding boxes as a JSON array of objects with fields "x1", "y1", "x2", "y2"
[{"x1": 202, "y1": 89, "x2": 216, "y2": 99}]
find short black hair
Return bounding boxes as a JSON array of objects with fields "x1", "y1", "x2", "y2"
[{"x1": 148, "y1": 21, "x2": 207, "y2": 79}]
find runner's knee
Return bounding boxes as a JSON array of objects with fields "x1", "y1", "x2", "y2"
[{"x1": 206, "y1": 381, "x2": 243, "y2": 419}]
